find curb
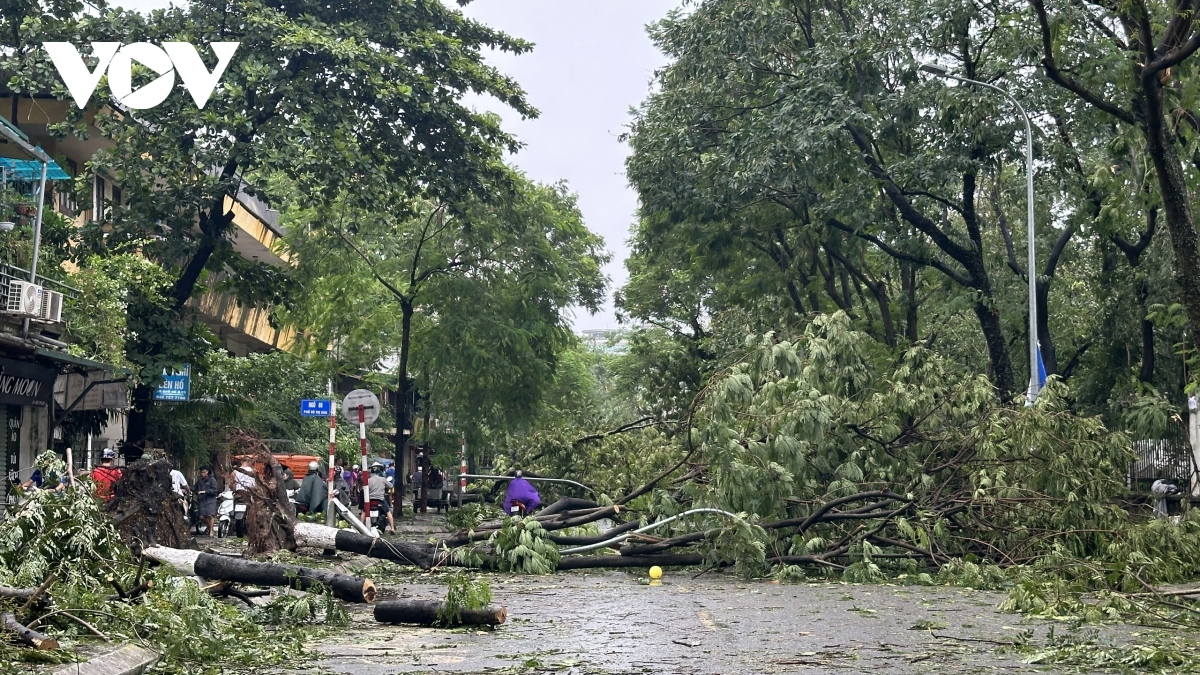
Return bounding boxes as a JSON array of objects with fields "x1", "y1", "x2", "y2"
[{"x1": 52, "y1": 644, "x2": 159, "y2": 675}]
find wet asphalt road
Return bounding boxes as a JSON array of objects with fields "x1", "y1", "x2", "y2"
[{"x1": 292, "y1": 571, "x2": 1116, "y2": 675}]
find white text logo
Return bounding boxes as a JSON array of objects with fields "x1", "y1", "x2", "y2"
[{"x1": 43, "y1": 42, "x2": 239, "y2": 110}]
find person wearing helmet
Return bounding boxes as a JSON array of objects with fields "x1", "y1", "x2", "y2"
[
  {"x1": 367, "y1": 462, "x2": 395, "y2": 533},
  {"x1": 90, "y1": 448, "x2": 122, "y2": 501},
  {"x1": 295, "y1": 460, "x2": 328, "y2": 514},
  {"x1": 503, "y1": 470, "x2": 541, "y2": 516}
]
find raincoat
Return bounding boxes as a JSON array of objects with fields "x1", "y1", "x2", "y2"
[{"x1": 503, "y1": 476, "x2": 541, "y2": 514}]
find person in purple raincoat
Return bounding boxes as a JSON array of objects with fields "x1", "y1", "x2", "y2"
[{"x1": 503, "y1": 471, "x2": 541, "y2": 516}]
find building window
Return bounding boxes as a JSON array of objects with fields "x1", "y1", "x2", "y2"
[
  {"x1": 94, "y1": 176, "x2": 106, "y2": 220},
  {"x1": 111, "y1": 186, "x2": 122, "y2": 207}
]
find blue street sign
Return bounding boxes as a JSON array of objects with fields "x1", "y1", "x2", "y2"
[
  {"x1": 300, "y1": 399, "x2": 333, "y2": 417},
  {"x1": 153, "y1": 365, "x2": 191, "y2": 402}
]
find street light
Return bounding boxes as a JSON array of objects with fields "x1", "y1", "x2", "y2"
[{"x1": 919, "y1": 64, "x2": 1041, "y2": 403}]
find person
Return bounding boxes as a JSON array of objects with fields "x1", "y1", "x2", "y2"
[
  {"x1": 282, "y1": 468, "x2": 301, "y2": 492},
  {"x1": 295, "y1": 461, "x2": 328, "y2": 514},
  {"x1": 348, "y1": 464, "x2": 362, "y2": 508},
  {"x1": 169, "y1": 466, "x2": 190, "y2": 517},
  {"x1": 428, "y1": 467, "x2": 444, "y2": 513},
  {"x1": 385, "y1": 462, "x2": 396, "y2": 487},
  {"x1": 194, "y1": 467, "x2": 219, "y2": 536},
  {"x1": 366, "y1": 462, "x2": 395, "y2": 533},
  {"x1": 503, "y1": 470, "x2": 541, "y2": 516},
  {"x1": 20, "y1": 467, "x2": 43, "y2": 490},
  {"x1": 441, "y1": 473, "x2": 457, "y2": 512},
  {"x1": 230, "y1": 457, "x2": 258, "y2": 537},
  {"x1": 332, "y1": 466, "x2": 351, "y2": 506},
  {"x1": 90, "y1": 449, "x2": 122, "y2": 501},
  {"x1": 1151, "y1": 478, "x2": 1179, "y2": 519}
]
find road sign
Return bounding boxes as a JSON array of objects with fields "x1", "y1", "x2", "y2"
[
  {"x1": 153, "y1": 365, "x2": 190, "y2": 402},
  {"x1": 341, "y1": 389, "x2": 381, "y2": 425},
  {"x1": 300, "y1": 399, "x2": 332, "y2": 417}
]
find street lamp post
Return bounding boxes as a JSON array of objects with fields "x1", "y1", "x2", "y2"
[{"x1": 919, "y1": 64, "x2": 1040, "y2": 403}]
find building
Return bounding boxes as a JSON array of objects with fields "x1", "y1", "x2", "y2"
[{"x1": 0, "y1": 87, "x2": 292, "y2": 486}]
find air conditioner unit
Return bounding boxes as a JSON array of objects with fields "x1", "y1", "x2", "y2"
[
  {"x1": 5, "y1": 281, "x2": 42, "y2": 316},
  {"x1": 37, "y1": 289, "x2": 63, "y2": 323}
]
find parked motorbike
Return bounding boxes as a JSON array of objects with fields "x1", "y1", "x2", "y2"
[{"x1": 215, "y1": 490, "x2": 248, "y2": 538}]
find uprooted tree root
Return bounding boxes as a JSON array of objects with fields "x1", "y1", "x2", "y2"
[{"x1": 108, "y1": 458, "x2": 195, "y2": 550}]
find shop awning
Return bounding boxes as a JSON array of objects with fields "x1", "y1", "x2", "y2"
[{"x1": 0, "y1": 157, "x2": 71, "y2": 181}]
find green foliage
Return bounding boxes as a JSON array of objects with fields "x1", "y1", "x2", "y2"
[
  {"x1": 65, "y1": 252, "x2": 176, "y2": 371},
  {"x1": 0, "y1": 454, "x2": 307, "y2": 673},
  {"x1": 489, "y1": 517, "x2": 560, "y2": 574},
  {"x1": 251, "y1": 583, "x2": 349, "y2": 627},
  {"x1": 437, "y1": 571, "x2": 493, "y2": 626},
  {"x1": 447, "y1": 503, "x2": 502, "y2": 532}
]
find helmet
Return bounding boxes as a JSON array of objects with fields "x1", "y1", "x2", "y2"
[
  {"x1": 308, "y1": 461, "x2": 319, "y2": 471},
  {"x1": 515, "y1": 470, "x2": 523, "y2": 478},
  {"x1": 370, "y1": 461, "x2": 384, "y2": 471},
  {"x1": 352, "y1": 464, "x2": 359, "y2": 470},
  {"x1": 101, "y1": 448, "x2": 116, "y2": 460}
]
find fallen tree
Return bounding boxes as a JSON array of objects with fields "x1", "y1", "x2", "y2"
[
  {"x1": 294, "y1": 523, "x2": 447, "y2": 569},
  {"x1": 374, "y1": 599, "x2": 506, "y2": 627},
  {"x1": 1, "y1": 611, "x2": 58, "y2": 649},
  {"x1": 107, "y1": 457, "x2": 194, "y2": 550},
  {"x1": 144, "y1": 547, "x2": 376, "y2": 603}
]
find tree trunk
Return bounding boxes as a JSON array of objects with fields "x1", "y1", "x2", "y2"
[
  {"x1": 143, "y1": 547, "x2": 376, "y2": 603},
  {"x1": 1035, "y1": 280, "x2": 1058, "y2": 376},
  {"x1": 973, "y1": 301, "x2": 1016, "y2": 396},
  {"x1": 394, "y1": 300, "x2": 414, "y2": 520},
  {"x1": 556, "y1": 553, "x2": 704, "y2": 570},
  {"x1": 374, "y1": 600, "x2": 506, "y2": 627},
  {"x1": 1143, "y1": 82, "x2": 1200, "y2": 360},
  {"x1": 1138, "y1": 279, "x2": 1156, "y2": 383},
  {"x1": 123, "y1": 384, "x2": 154, "y2": 460},
  {"x1": 1, "y1": 612, "x2": 57, "y2": 650},
  {"x1": 293, "y1": 522, "x2": 444, "y2": 569},
  {"x1": 0, "y1": 587, "x2": 40, "y2": 603}
]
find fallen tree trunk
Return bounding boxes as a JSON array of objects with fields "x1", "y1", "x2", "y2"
[
  {"x1": 294, "y1": 523, "x2": 447, "y2": 570},
  {"x1": 2, "y1": 611, "x2": 58, "y2": 649},
  {"x1": 144, "y1": 546, "x2": 376, "y2": 603},
  {"x1": 549, "y1": 520, "x2": 640, "y2": 546},
  {"x1": 537, "y1": 497, "x2": 600, "y2": 517},
  {"x1": 374, "y1": 600, "x2": 506, "y2": 627},
  {"x1": 556, "y1": 553, "x2": 704, "y2": 570},
  {"x1": 0, "y1": 586, "x2": 39, "y2": 603}
]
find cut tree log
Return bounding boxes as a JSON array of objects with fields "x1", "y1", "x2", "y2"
[
  {"x1": 2, "y1": 611, "x2": 59, "y2": 649},
  {"x1": 537, "y1": 497, "x2": 599, "y2": 517},
  {"x1": 294, "y1": 523, "x2": 447, "y2": 570},
  {"x1": 374, "y1": 600, "x2": 506, "y2": 627},
  {"x1": 143, "y1": 546, "x2": 375, "y2": 603},
  {"x1": 556, "y1": 553, "x2": 704, "y2": 570}
]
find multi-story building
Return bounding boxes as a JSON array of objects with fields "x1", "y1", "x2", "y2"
[{"x1": 0, "y1": 89, "x2": 292, "y2": 493}]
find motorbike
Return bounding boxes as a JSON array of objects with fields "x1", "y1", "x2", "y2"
[
  {"x1": 366, "y1": 499, "x2": 386, "y2": 529},
  {"x1": 215, "y1": 490, "x2": 248, "y2": 538}
]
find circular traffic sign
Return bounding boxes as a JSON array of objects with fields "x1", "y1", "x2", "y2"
[{"x1": 341, "y1": 389, "x2": 381, "y2": 425}]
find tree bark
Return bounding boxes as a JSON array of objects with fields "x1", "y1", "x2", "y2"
[
  {"x1": 143, "y1": 546, "x2": 376, "y2": 603},
  {"x1": 1, "y1": 612, "x2": 58, "y2": 650},
  {"x1": 393, "y1": 299, "x2": 414, "y2": 520},
  {"x1": 556, "y1": 553, "x2": 704, "y2": 570},
  {"x1": 294, "y1": 522, "x2": 445, "y2": 569},
  {"x1": 374, "y1": 600, "x2": 506, "y2": 627},
  {"x1": 123, "y1": 383, "x2": 154, "y2": 459}
]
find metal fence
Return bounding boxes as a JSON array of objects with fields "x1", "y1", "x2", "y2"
[
  {"x1": 1129, "y1": 418, "x2": 1197, "y2": 491},
  {"x1": 0, "y1": 261, "x2": 80, "y2": 304}
]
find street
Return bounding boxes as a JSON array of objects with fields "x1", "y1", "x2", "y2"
[{"x1": 294, "y1": 571, "x2": 1135, "y2": 675}]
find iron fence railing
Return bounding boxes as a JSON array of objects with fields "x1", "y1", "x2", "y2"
[{"x1": 0, "y1": 261, "x2": 80, "y2": 303}]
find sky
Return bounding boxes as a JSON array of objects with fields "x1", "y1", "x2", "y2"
[{"x1": 116, "y1": 0, "x2": 681, "y2": 332}]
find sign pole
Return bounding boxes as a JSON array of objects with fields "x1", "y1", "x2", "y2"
[
  {"x1": 326, "y1": 415, "x2": 337, "y2": 528},
  {"x1": 359, "y1": 404, "x2": 368, "y2": 521},
  {"x1": 459, "y1": 434, "x2": 467, "y2": 510}
]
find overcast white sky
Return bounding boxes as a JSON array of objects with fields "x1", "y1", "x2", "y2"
[{"x1": 116, "y1": 0, "x2": 680, "y2": 331}]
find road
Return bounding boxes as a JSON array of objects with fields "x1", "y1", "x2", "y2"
[{"x1": 293, "y1": 570, "x2": 1129, "y2": 675}]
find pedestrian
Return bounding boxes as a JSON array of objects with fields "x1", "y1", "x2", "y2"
[
  {"x1": 194, "y1": 467, "x2": 219, "y2": 536},
  {"x1": 295, "y1": 461, "x2": 328, "y2": 514},
  {"x1": 90, "y1": 449, "x2": 122, "y2": 501},
  {"x1": 282, "y1": 467, "x2": 301, "y2": 493},
  {"x1": 169, "y1": 465, "x2": 190, "y2": 518},
  {"x1": 349, "y1": 464, "x2": 362, "y2": 508}
]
